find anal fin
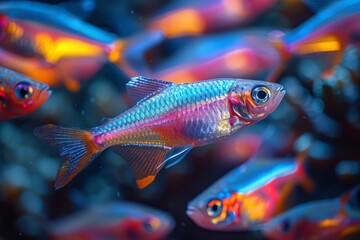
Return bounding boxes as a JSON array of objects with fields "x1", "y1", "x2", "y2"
[{"x1": 112, "y1": 144, "x2": 170, "y2": 189}]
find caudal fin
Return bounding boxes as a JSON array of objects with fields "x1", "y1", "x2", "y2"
[
  {"x1": 108, "y1": 31, "x2": 164, "y2": 77},
  {"x1": 34, "y1": 124, "x2": 101, "y2": 189}
]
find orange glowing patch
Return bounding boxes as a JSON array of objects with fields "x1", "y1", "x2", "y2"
[
  {"x1": 296, "y1": 35, "x2": 341, "y2": 54},
  {"x1": 34, "y1": 33, "x2": 104, "y2": 63},
  {"x1": 6, "y1": 21, "x2": 24, "y2": 40},
  {"x1": 149, "y1": 9, "x2": 205, "y2": 38},
  {"x1": 241, "y1": 194, "x2": 268, "y2": 222},
  {"x1": 163, "y1": 70, "x2": 196, "y2": 83},
  {"x1": 224, "y1": 49, "x2": 253, "y2": 71},
  {"x1": 109, "y1": 40, "x2": 125, "y2": 63},
  {"x1": 136, "y1": 175, "x2": 155, "y2": 189},
  {"x1": 223, "y1": 0, "x2": 246, "y2": 17},
  {"x1": 318, "y1": 218, "x2": 342, "y2": 228}
]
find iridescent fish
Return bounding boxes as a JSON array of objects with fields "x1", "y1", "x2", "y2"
[
  {"x1": 272, "y1": 0, "x2": 360, "y2": 80},
  {"x1": 34, "y1": 76, "x2": 285, "y2": 189},
  {"x1": 0, "y1": 66, "x2": 51, "y2": 121},
  {"x1": 47, "y1": 202, "x2": 175, "y2": 240},
  {"x1": 262, "y1": 186, "x2": 360, "y2": 240},
  {"x1": 144, "y1": 30, "x2": 283, "y2": 83},
  {"x1": 147, "y1": 0, "x2": 276, "y2": 38},
  {"x1": 0, "y1": 1, "x2": 163, "y2": 91},
  {"x1": 187, "y1": 156, "x2": 313, "y2": 231},
  {"x1": 146, "y1": 0, "x2": 339, "y2": 39}
]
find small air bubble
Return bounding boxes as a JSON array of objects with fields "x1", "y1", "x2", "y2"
[{"x1": 131, "y1": 10, "x2": 134, "y2": 14}]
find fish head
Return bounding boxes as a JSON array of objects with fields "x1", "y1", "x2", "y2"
[
  {"x1": 261, "y1": 205, "x2": 314, "y2": 240},
  {"x1": 116, "y1": 204, "x2": 175, "y2": 240},
  {"x1": 187, "y1": 180, "x2": 244, "y2": 230},
  {"x1": 0, "y1": 68, "x2": 51, "y2": 120},
  {"x1": 187, "y1": 196, "x2": 236, "y2": 230},
  {"x1": 229, "y1": 80, "x2": 285, "y2": 123},
  {"x1": 136, "y1": 212, "x2": 175, "y2": 239}
]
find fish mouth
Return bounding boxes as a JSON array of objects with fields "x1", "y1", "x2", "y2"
[
  {"x1": 186, "y1": 206, "x2": 211, "y2": 229},
  {"x1": 186, "y1": 206, "x2": 198, "y2": 218},
  {"x1": 274, "y1": 85, "x2": 286, "y2": 102},
  {"x1": 38, "y1": 84, "x2": 52, "y2": 102}
]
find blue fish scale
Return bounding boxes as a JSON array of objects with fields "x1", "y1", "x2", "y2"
[{"x1": 92, "y1": 79, "x2": 237, "y2": 147}]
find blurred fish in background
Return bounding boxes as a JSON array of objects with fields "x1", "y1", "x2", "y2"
[
  {"x1": 47, "y1": 202, "x2": 175, "y2": 240},
  {"x1": 262, "y1": 186, "x2": 360, "y2": 240},
  {"x1": 146, "y1": 0, "x2": 277, "y2": 38},
  {"x1": 0, "y1": 1, "x2": 163, "y2": 92},
  {"x1": 0, "y1": 66, "x2": 51, "y2": 121},
  {"x1": 0, "y1": 0, "x2": 360, "y2": 240},
  {"x1": 187, "y1": 152, "x2": 312, "y2": 231},
  {"x1": 141, "y1": 29, "x2": 285, "y2": 83}
]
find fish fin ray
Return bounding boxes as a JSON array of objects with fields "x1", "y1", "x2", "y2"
[
  {"x1": 34, "y1": 124, "x2": 101, "y2": 189},
  {"x1": 112, "y1": 144, "x2": 170, "y2": 188},
  {"x1": 125, "y1": 76, "x2": 173, "y2": 104},
  {"x1": 163, "y1": 146, "x2": 192, "y2": 169}
]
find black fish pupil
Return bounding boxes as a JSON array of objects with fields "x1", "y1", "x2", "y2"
[
  {"x1": 257, "y1": 90, "x2": 267, "y2": 100},
  {"x1": 20, "y1": 88, "x2": 28, "y2": 97},
  {"x1": 212, "y1": 204, "x2": 218, "y2": 212}
]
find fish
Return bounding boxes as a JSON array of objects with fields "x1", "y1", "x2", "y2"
[
  {"x1": 271, "y1": 0, "x2": 360, "y2": 80},
  {"x1": 0, "y1": 1, "x2": 163, "y2": 92},
  {"x1": 47, "y1": 201, "x2": 175, "y2": 240},
  {"x1": 34, "y1": 76, "x2": 285, "y2": 189},
  {"x1": 143, "y1": 30, "x2": 284, "y2": 83},
  {"x1": 187, "y1": 155, "x2": 313, "y2": 231},
  {"x1": 0, "y1": 66, "x2": 51, "y2": 121},
  {"x1": 146, "y1": 0, "x2": 339, "y2": 39},
  {"x1": 262, "y1": 186, "x2": 360, "y2": 240},
  {"x1": 146, "y1": 0, "x2": 277, "y2": 38}
]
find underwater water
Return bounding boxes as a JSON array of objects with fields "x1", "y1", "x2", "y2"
[{"x1": 0, "y1": 0, "x2": 360, "y2": 239}]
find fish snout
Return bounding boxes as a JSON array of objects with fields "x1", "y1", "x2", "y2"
[
  {"x1": 38, "y1": 84, "x2": 52, "y2": 101},
  {"x1": 186, "y1": 206, "x2": 199, "y2": 218}
]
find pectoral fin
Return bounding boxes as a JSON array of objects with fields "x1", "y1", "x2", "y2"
[
  {"x1": 112, "y1": 144, "x2": 170, "y2": 188},
  {"x1": 163, "y1": 146, "x2": 192, "y2": 169}
]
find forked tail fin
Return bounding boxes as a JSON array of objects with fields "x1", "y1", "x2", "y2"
[
  {"x1": 34, "y1": 124, "x2": 101, "y2": 189},
  {"x1": 108, "y1": 31, "x2": 164, "y2": 77}
]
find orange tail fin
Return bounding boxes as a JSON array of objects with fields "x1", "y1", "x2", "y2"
[
  {"x1": 108, "y1": 31, "x2": 164, "y2": 77},
  {"x1": 34, "y1": 124, "x2": 101, "y2": 189},
  {"x1": 267, "y1": 38, "x2": 291, "y2": 82}
]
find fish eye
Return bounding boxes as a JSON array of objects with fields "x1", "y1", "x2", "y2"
[
  {"x1": 280, "y1": 219, "x2": 291, "y2": 232},
  {"x1": 143, "y1": 216, "x2": 161, "y2": 232},
  {"x1": 15, "y1": 82, "x2": 33, "y2": 100},
  {"x1": 206, "y1": 199, "x2": 222, "y2": 217},
  {"x1": 251, "y1": 85, "x2": 271, "y2": 105}
]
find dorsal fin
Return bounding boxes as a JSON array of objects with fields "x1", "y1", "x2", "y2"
[{"x1": 126, "y1": 76, "x2": 173, "y2": 104}]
